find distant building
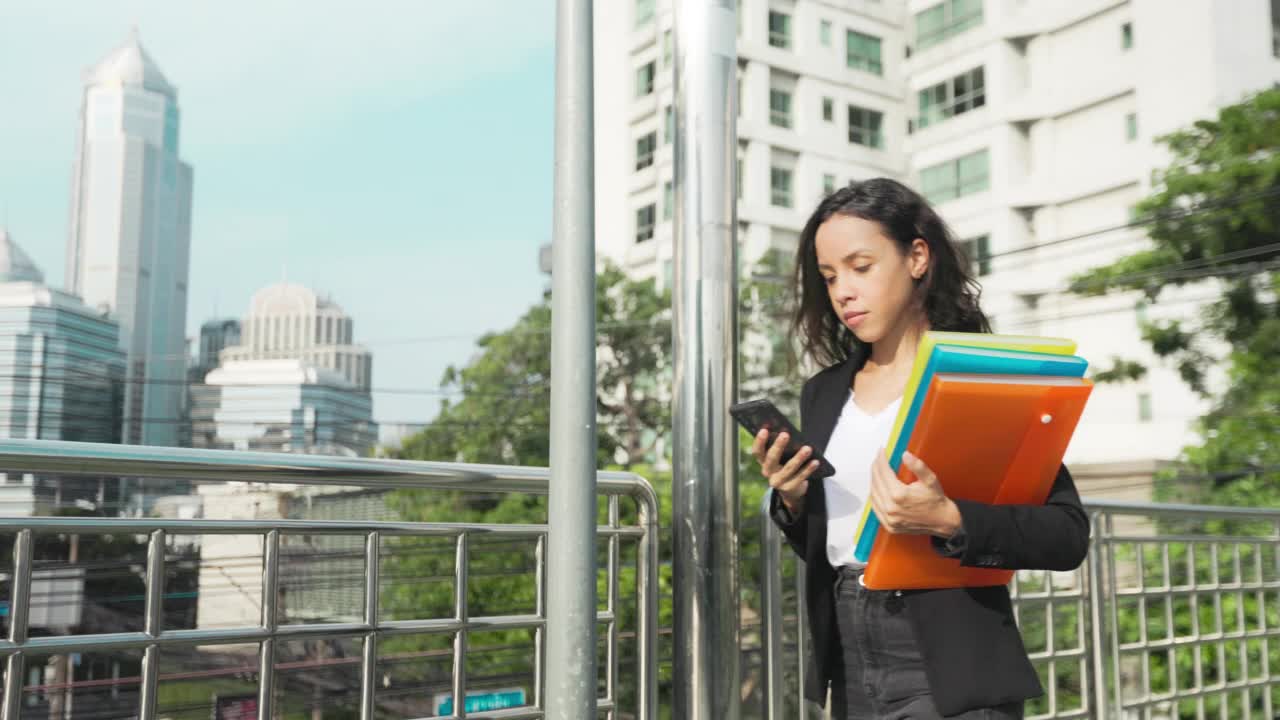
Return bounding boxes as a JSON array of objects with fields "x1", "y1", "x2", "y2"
[
  {"x1": 190, "y1": 318, "x2": 242, "y2": 381},
  {"x1": 196, "y1": 359, "x2": 377, "y2": 456},
  {"x1": 0, "y1": 229, "x2": 125, "y2": 515},
  {"x1": 66, "y1": 30, "x2": 193, "y2": 447},
  {"x1": 219, "y1": 282, "x2": 372, "y2": 391}
]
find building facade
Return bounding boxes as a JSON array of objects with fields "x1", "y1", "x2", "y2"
[
  {"x1": 65, "y1": 30, "x2": 194, "y2": 447},
  {"x1": 899, "y1": 0, "x2": 1280, "y2": 477},
  {"x1": 0, "y1": 230, "x2": 125, "y2": 514},
  {"x1": 194, "y1": 359, "x2": 377, "y2": 456},
  {"x1": 190, "y1": 318, "x2": 242, "y2": 382},
  {"x1": 219, "y1": 282, "x2": 372, "y2": 391},
  {"x1": 596, "y1": 0, "x2": 907, "y2": 286},
  {"x1": 597, "y1": 0, "x2": 1280, "y2": 490}
]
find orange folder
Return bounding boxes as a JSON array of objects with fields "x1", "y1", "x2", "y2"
[{"x1": 861, "y1": 373, "x2": 1093, "y2": 591}]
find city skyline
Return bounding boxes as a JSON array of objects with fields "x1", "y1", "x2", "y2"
[{"x1": 0, "y1": 1, "x2": 557, "y2": 429}]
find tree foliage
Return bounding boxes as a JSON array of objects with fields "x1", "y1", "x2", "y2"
[
  {"x1": 383, "y1": 254, "x2": 803, "y2": 716},
  {"x1": 1070, "y1": 88, "x2": 1280, "y2": 510}
]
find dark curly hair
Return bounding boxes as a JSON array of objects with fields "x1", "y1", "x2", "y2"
[{"x1": 792, "y1": 178, "x2": 991, "y2": 368}]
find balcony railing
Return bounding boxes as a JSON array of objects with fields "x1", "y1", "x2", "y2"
[
  {"x1": 761, "y1": 496, "x2": 1280, "y2": 719},
  {"x1": 0, "y1": 440, "x2": 659, "y2": 720}
]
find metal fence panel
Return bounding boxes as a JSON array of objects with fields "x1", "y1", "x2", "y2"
[
  {"x1": 0, "y1": 439, "x2": 658, "y2": 720},
  {"x1": 762, "y1": 497, "x2": 1280, "y2": 719}
]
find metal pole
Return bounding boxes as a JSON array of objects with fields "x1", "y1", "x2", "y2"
[
  {"x1": 761, "y1": 492, "x2": 784, "y2": 720},
  {"x1": 636, "y1": 493, "x2": 659, "y2": 720},
  {"x1": 796, "y1": 558, "x2": 814, "y2": 719},
  {"x1": 138, "y1": 529, "x2": 165, "y2": 719},
  {"x1": 359, "y1": 531, "x2": 380, "y2": 720},
  {"x1": 2, "y1": 530, "x2": 33, "y2": 720},
  {"x1": 258, "y1": 530, "x2": 280, "y2": 720},
  {"x1": 547, "y1": 0, "x2": 597, "y2": 716},
  {"x1": 672, "y1": 1, "x2": 740, "y2": 718}
]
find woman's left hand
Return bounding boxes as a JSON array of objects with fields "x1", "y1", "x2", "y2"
[{"x1": 869, "y1": 449, "x2": 963, "y2": 538}]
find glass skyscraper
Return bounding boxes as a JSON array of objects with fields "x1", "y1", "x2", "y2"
[
  {"x1": 65, "y1": 30, "x2": 193, "y2": 447},
  {"x1": 0, "y1": 229, "x2": 125, "y2": 514}
]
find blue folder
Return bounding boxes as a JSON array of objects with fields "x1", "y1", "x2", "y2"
[{"x1": 851, "y1": 344, "x2": 1089, "y2": 563}]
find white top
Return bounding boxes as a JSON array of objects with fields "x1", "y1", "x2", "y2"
[{"x1": 823, "y1": 392, "x2": 902, "y2": 569}]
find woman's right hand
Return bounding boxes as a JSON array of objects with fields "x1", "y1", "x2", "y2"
[{"x1": 751, "y1": 429, "x2": 820, "y2": 515}]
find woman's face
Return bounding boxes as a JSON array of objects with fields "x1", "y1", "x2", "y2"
[{"x1": 814, "y1": 214, "x2": 929, "y2": 345}]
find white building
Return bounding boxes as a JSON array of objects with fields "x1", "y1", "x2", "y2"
[
  {"x1": 219, "y1": 282, "x2": 373, "y2": 391},
  {"x1": 65, "y1": 30, "x2": 194, "y2": 447},
  {"x1": 192, "y1": 278, "x2": 375, "y2": 455},
  {"x1": 195, "y1": 359, "x2": 377, "y2": 456},
  {"x1": 596, "y1": 0, "x2": 1280, "y2": 493},
  {"x1": 0, "y1": 229, "x2": 125, "y2": 514},
  {"x1": 596, "y1": 0, "x2": 907, "y2": 286},
  {"x1": 901, "y1": 0, "x2": 1280, "y2": 493}
]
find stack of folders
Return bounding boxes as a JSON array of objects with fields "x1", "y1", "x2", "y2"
[{"x1": 855, "y1": 332, "x2": 1094, "y2": 590}]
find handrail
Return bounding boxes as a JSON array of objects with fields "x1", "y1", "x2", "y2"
[
  {"x1": 1071, "y1": 497, "x2": 1280, "y2": 520},
  {"x1": 0, "y1": 438, "x2": 659, "y2": 510}
]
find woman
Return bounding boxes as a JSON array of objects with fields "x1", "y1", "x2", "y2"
[{"x1": 755, "y1": 178, "x2": 1089, "y2": 719}]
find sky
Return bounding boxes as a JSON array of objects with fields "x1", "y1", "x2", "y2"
[{"x1": 0, "y1": 0, "x2": 558, "y2": 438}]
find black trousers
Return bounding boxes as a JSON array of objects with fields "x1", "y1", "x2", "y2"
[{"x1": 830, "y1": 566, "x2": 1025, "y2": 720}]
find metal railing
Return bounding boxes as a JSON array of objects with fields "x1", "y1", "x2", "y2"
[
  {"x1": 761, "y1": 497, "x2": 1280, "y2": 719},
  {"x1": 0, "y1": 439, "x2": 659, "y2": 720}
]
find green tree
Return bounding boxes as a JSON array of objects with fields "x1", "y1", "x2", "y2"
[
  {"x1": 1070, "y1": 88, "x2": 1280, "y2": 510},
  {"x1": 383, "y1": 255, "x2": 801, "y2": 718},
  {"x1": 1070, "y1": 88, "x2": 1280, "y2": 719},
  {"x1": 395, "y1": 262, "x2": 669, "y2": 469}
]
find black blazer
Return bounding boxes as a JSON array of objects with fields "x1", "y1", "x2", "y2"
[{"x1": 770, "y1": 355, "x2": 1091, "y2": 716}]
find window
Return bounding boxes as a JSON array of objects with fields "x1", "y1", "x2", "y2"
[
  {"x1": 823, "y1": 173, "x2": 837, "y2": 195},
  {"x1": 820, "y1": 19, "x2": 833, "y2": 47},
  {"x1": 769, "y1": 89, "x2": 792, "y2": 128},
  {"x1": 768, "y1": 11, "x2": 792, "y2": 49},
  {"x1": 919, "y1": 149, "x2": 989, "y2": 203},
  {"x1": 1125, "y1": 112, "x2": 1138, "y2": 141},
  {"x1": 846, "y1": 30, "x2": 883, "y2": 75},
  {"x1": 635, "y1": 132, "x2": 657, "y2": 170},
  {"x1": 636, "y1": 0, "x2": 656, "y2": 28},
  {"x1": 736, "y1": 156, "x2": 743, "y2": 199},
  {"x1": 822, "y1": 97, "x2": 834, "y2": 122},
  {"x1": 847, "y1": 105, "x2": 884, "y2": 149},
  {"x1": 1273, "y1": 0, "x2": 1280, "y2": 56},
  {"x1": 665, "y1": 105, "x2": 674, "y2": 144},
  {"x1": 1137, "y1": 392, "x2": 1152, "y2": 422},
  {"x1": 663, "y1": 30, "x2": 673, "y2": 67},
  {"x1": 636, "y1": 61, "x2": 656, "y2": 97},
  {"x1": 771, "y1": 167, "x2": 793, "y2": 207},
  {"x1": 636, "y1": 204, "x2": 656, "y2": 242},
  {"x1": 958, "y1": 235, "x2": 991, "y2": 276},
  {"x1": 1121, "y1": 22, "x2": 1133, "y2": 50},
  {"x1": 917, "y1": 66, "x2": 985, "y2": 129},
  {"x1": 664, "y1": 181, "x2": 674, "y2": 220},
  {"x1": 914, "y1": 0, "x2": 984, "y2": 50}
]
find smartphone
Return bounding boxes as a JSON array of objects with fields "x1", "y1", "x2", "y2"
[{"x1": 729, "y1": 398, "x2": 836, "y2": 478}]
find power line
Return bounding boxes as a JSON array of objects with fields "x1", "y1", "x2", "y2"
[
  {"x1": 9, "y1": 192, "x2": 1277, "y2": 360},
  {"x1": 999, "y1": 285, "x2": 1278, "y2": 331},
  {"x1": 981, "y1": 184, "x2": 1280, "y2": 262}
]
